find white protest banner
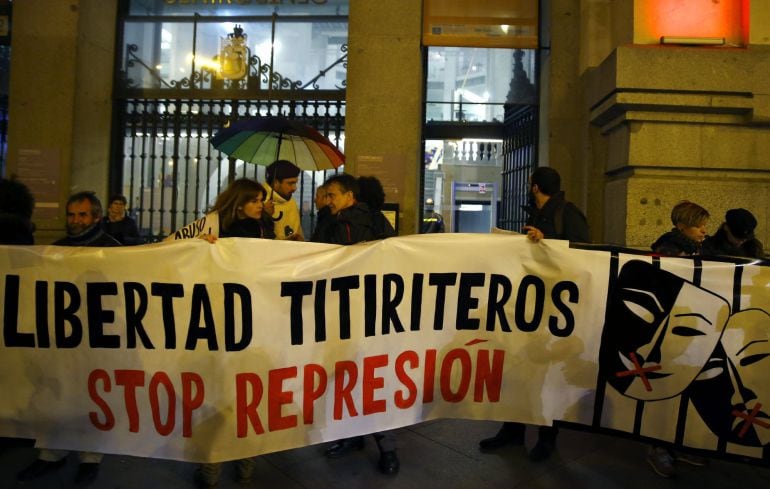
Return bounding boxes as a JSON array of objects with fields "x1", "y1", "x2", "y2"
[{"x1": 1, "y1": 234, "x2": 768, "y2": 464}]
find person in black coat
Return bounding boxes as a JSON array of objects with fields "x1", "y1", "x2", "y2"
[
  {"x1": 312, "y1": 174, "x2": 399, "y2": 475},
  {"x1": 0, "y1": 177, "x2": 35, "y2": 245},
  {"x1": 701, "y1": 208, "x2": 764, "y2": 258},
  {"x1": 651, "y1": 201, "x2": 710, "y2": 257},
  {"x1": 357, "y1": 175, "x2": 396, "y2": 239},
  {"x1": 18, "y1": 191, "x2": 116, "y2": 487},
  {"x1": 193, "y1": 178, "x2": 273, "y2": 489},
  {"x1": 521, "y1": 167, "x2": 590, "y2": 244},
  {"x1": 312, "y1": 174, "x2": 377, "y2": 245},
  {"x1": 197, "y1": 178, "x2": 275, "y2": 243},
  {"x1": 103, "y1": 194, "x2": 141, "y2": 245},
  {"x1": 481, "y1": 167, "x2": 590, "y2": 462},
  {"x1": 53, "y1": 192, "x2": 120, "y2": 247},
  {"x1": 647, "y1": 200, "x2": 711, "y2": 478}
]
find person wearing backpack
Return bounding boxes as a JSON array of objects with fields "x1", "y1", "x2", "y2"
[
  {"x1": 479, "y1": 166, "x2": 589, "y2": 462},
  {"x1": 521, "y1": 166, "x2": 590, "y2": 244}
]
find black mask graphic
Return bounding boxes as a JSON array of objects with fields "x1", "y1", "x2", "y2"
[
  {"x1": 689, "y1": 309, "x2": 770, "y2": 446},
  {"x1": 600, "y1": 260, "x2": 730, "y2": 400}
]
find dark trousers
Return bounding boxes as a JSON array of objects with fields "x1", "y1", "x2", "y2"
[{"x1": 504, "y1": 422, "x2": 558, "y2": 442}]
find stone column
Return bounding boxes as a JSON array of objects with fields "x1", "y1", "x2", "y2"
[
  {"x1": 346, "y1": 0, "x2": 423, "y2": 234},
  {"x1": 585, "y1": 2, "x2": 770, "y2": 248},
  {"x1": 6, "y1": 0, "x2": 116, "y2": 243}
]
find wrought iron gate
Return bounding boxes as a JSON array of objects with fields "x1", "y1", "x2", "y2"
[
  {"x1": 498, "y1": 104, "x2": 538, "y2": 231},
  {"x1": 113, "y1": 13, "x2": 347, "y2": 241}
]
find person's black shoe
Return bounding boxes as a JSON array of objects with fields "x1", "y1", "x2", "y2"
[
  {"x1": 17, "y1": 458, "x2": 67, "y2": 481},
  {"x1": 528, "y1": 440, "x2": 555, "y2": 462},
  {"x1": 479, "y1": 424, "x2": 525, "y2": 451},
  {"x1": 378, "y1": 450, "x2": 400, "y2": 475},
  {"x1": 324, "y1": 436, "x2": 365, "y2": 458},
  {"x1": 193, "y1": 468, "x2": 219, "y2": 489},
  {"x1": 74, "y1": 462, "x2": 100, "y2": 486}
]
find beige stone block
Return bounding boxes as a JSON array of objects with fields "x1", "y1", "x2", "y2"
[
  {"x1": 347, "y1": 0, "x2": 423, "y2": 233},
  {"x1": 625, "y1": 122, "x2": 770, "y2": 170},
  {"x1": 750, "y1": 2, "x2": 770, "y2": 45}
]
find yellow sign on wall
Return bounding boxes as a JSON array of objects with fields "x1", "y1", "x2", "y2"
[{"x1": 423, "y1": 0, "x2": 538, "y2": 49}]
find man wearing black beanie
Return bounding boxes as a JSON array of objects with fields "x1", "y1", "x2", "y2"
[{"x1": 702, "y1": 208, "x2": 765, "y2": 258}]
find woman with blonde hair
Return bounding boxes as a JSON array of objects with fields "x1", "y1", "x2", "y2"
[{"x1": 651, "y1": 200, "x2": 709, "y2": 256}]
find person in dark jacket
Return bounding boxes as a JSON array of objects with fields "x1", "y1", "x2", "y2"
[
  {"x1": 701, "y1": 208, "x2": 764, "y2": 258},
  {"x1": 197, "y1": 178, "x2": 275, "y2": 243},
  {"x1": 18, "y1": 191, "x2": 115, "y2": 486},
  {"x1": 0, "y1": 177, "x2": 35, "y2": 245},
  {"x1": 481, "y1": 167, "x2": 590, "y2": 462},
  {"x1": 651, "y1": 201, "x2": 709, "y2": 256},
  {"x1": 310, "y1": 182, "x2": 333, "y2": 242},
  {"x1": 192, "y1": 178, "x2": 272, "y2": 489},
  {"x1": 357, "y1": 175, "x2": 396, "y2": 239},
  {"x1": 521, "y1": 167, "x2": 590, "y2": 244},
  {"x1": 53, "y1": 192, "x2": 120, "y2": 247},
  {"x1": 103, "y1": 194, "x2": 141, "y2": 245},
  {"x1": 313, "y1": 174, "x2": 399, "y2": 475},
  {"x1": 313, "y1": 174, "x2": 376, "y2": 245},
  {"x1": 646, "y1": 199, "x2": 710, "y2": 478}
]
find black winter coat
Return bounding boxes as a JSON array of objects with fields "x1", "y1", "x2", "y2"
[
  {"x1": 526, "y1": 191, "x2": 590, "y2": 242},
  {"x1": 54, "y1": 224, "x2": 121, "y2": 247},
  {"x1": 701, "y1": 226, "x2": 764, "y2": 258},
  {"x1": 313, "y1": 203, "x2": 376, "y2": 245},
  {"x1": 651, "y1": 229, "x2": 700, "y2": 256},
  {"x1": 221, "y1": 216, "x2": 275, "y2": 239}
]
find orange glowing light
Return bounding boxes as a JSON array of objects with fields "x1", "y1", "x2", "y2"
[{"x1": 636, "y1": 0, "x2": 749, "y2": 45}]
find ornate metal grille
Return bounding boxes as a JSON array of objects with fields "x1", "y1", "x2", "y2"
[
  {"x1": 498, "y1": 104, "x2": 538, "y2": 231},
  {"x1": 113, "y1": 15, "x2": 347, "y2": 241},
  {"x1": 115, "y1": 98, "x2": 344, "y2": 241}
]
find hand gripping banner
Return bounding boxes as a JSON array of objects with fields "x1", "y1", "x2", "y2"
[{"x1": 0, "y1": 234, "x2": 768, "y2": 463}]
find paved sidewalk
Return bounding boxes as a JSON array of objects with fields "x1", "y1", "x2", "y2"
[{"x1": 2, "y1": 420, "x2": 769, "y2": 489}]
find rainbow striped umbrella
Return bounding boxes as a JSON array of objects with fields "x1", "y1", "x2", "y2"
[{"x1": 211, "y1": 116, "x2": 344, "y2": 171}]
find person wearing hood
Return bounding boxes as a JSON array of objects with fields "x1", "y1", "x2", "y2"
[
  {"x1": 651, "y1": 201, "x2": 709, "y2": 257},
  {"x1": 262, "y1": 159, "x2": 304, "y2": 241},
  {"x1": 701, "y1": 208, "x2": 764, "y2": 258}
]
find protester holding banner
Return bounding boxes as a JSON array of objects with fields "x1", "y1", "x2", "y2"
[
  {"x1": 521, "y1": 166, "x2": 590, "y2": 245},
  {"x1": 480, "y1": 166, "x2": 589, "y2": 462},
  {"x1": 651, "y1": 201, "x2": 709, "y2": 256},
  {"x1": 51, "y1": 191, "x2": 121, "y2": 247},
  {"x1": 262, "y1": 160, "x2": 304, "y2": 241},
  {"x1": 195, "y1": 178, "x2": 275, "y2": 244},
  {"x1": 312, "y1": 174, "x2": 376, "y2": 245},
  {"x1": 646, "y1": 199, "x2": 711, "y2": 478},
  {"x1": 17, "y1": 191, "x2": 118, "y2": 486},
  {"x1": 312, "y1": 173, "x2": 399, "y2": 474},
  {"x1": 189, "y1": 177, "x2": 273, "y2": 488},
  {"x1": 701, "y1": 208, "x2": 765, "y2": 258}
]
